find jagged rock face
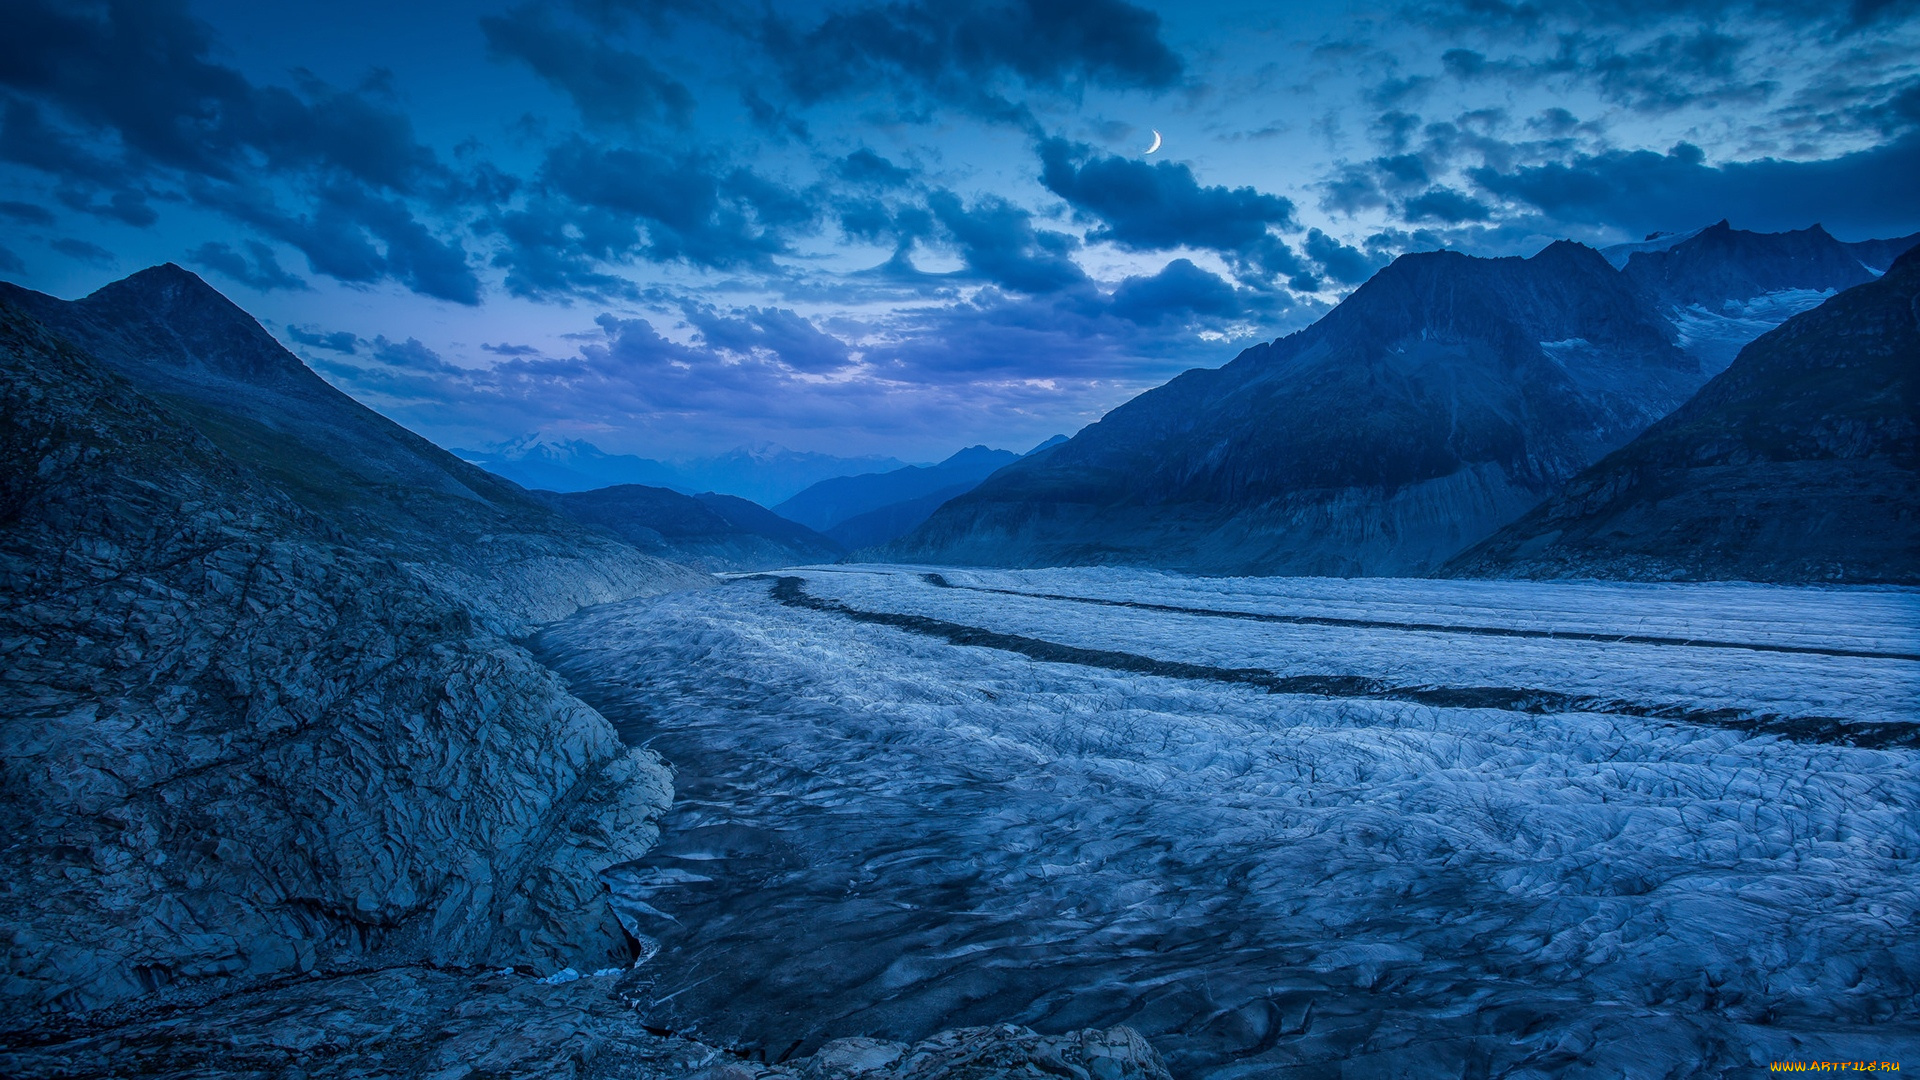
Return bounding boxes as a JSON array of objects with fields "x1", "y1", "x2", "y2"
[
  {"x1": 0, "y1": 302, "x2": 671, "y2": 1025},
  {"x1": 544, "y1": 485, "x2": 844, "y2": 572},
  {"x1": 1621, "y1": 221, "x2": 1876, "y2": 311},
  {"x1": 1448, "y1": 248, "x2": 1920, "y2": 583},
  {"x1": 889, "y1": 242, "x2": 1704, "y2": 576},
  {"x1": 0, "y1": 265, "x2": 706, "y2": 635}
]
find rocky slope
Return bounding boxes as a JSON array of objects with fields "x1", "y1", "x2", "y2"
[
  {"x1": 887, "y1": 241, "x2": 1706, "y2": 575},
  {"x1": 1445, "y1": 247, "x2": 1920, "y2": 583},
  {"x1": 0, "y1": 297, "x2": 673, "y2": 1032},
  {"x1": 545, "y1": 485, "x2": 843, "y2": 571},
  {"x1": 0, "y1": 265, "x2": 704, "y2": 633}
]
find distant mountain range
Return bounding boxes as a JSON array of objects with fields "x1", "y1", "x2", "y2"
[
  {"x1": 457, "y1": 435, "x2": 909, "y2": 506},
  {"x1": 774, "y1": 442, "x2": 1057, "y2": 550},
  {"x1": 541, "y1": 486, "x2": 843, "y2": 572},
  {"x1": 1449, "y1": 244, "x2": 1919, "y2": 584},
  {"x1": 886, "y1": 223, "x2": 1919, "y2": 579}
]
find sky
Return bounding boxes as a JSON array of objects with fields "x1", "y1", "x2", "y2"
[{"x1": 2, "y1": 0, "x2": 1917, "y2": 462}]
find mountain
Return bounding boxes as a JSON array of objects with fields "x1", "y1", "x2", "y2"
[
  {"x1": 886, "y1": 241, "x2": 1711, "y2": 576},
  {"x1": 464, "y1": 437, "x2": 914, "y2": 507},
  {"x1": 1446, "y1": 247, "x2": 1920, "y2": 584},
  {"x1": 673, "y1": 445, "x2": 911, "y2": 506},
  {"x1": 1619, "y1": 221, "x2": 1916, "y2": 375},
  {"x1": 777, "y1": 445, "x2": 1020, "y2": 528},
  {"x1": 0, "y1": 292, "x2": 670, "y2": 1025},
  {"x1": 454, "y1": 434, "x2": 684, "y2": 494},
  {"x1": 0, "y1": 265, "x2": 702, "y2": 632},
  {"x1": 1848, "y1": 231, "x2": 1920, "y2": 273},
  {"x1": 543, "y1": 485, "x2": 843, "y2": 571}
]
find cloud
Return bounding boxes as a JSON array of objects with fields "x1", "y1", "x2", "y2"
[
  {"x1": 0, "y1": 0, "x2": 478, "y2": 301},
  {"x1": 1469, "y1": 133, "x2": 1920, "y2": 237},
  {"x1": 0, "y1": 199, "x2": 54, "y2": 224},
  {"x1": 50, "y1": 237, "x2": 114, "y2": 266},
  {"x1": 481, "y1": 342, "x2": 542, "y2": 357},
  {"x1": 0, "y1": 244, "x2": 22, "y2": 274},
  {"x1": 1303, "y1": 228, "x2": 1388, "y2": 284},
  {"x1": 925, "y1": 190, "x2": 1089, "y2": 294},
  {"x1": 189, "y1": 240, "x2": 310, "y2": 291},
  {"x1": 763, "y1": 0, "x2": 1183, "y2": 117},
  {"x1": 487, "y1": 138, "x2": 819, "y2": 299},
  {"x1": 683, "y1": 303, "x2": 853, "y2": 372},
  {"x1": 1404, "y1": 186, "x2": 1494, "y2": 222},
  {"x1": 1108, "y1": 258, "x2": 1248, "y2": 324},
  {"x1": 1038, "y1": 138, "x2": 1297, "y2": 255},
  {"x1": 838, "y1": 149, "x2": 914, "y2": 188},
  {"x1": 480, "y1": 4, "x2": 694, "y2": 128},
  {"x1": 287, "y1": 324, "x2": 359, "y2": 353}
]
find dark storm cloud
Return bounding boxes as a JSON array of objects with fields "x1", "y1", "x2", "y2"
[
  {"x1": 1037, "y1": 139, "x2": 1297, "y2": 256},
  {"x1": 481, "y1": 4, "x2": 695, "y2": 128},
  {"x1": 189, "y1": 240, "x2": 309, "y2": 292},
  {"x1": 0, "y1": 0, "x2": 480, "y2": 302},
  {"x1": 51, "y1": 237, "x2": 114, "y2": 267},
  {"x1": 763, "y1": 0, "x2": 1183, "y2": 117},
  {"x1": 1469, "y1": 134, "x2": 1920, "y2": 237}
]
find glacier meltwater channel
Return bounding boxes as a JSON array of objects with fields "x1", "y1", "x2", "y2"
[{"x1": 535, "y1": 567, "x2": 1920, "y2": 1078}]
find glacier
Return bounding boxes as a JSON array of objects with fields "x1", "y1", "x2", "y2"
[{"x1": 535, "y1": 566, "x2": 1920, "y2": 1078}]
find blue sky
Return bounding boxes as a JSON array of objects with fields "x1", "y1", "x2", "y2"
[{"x1": 3, "y1": 0, "x2": 1917, "y2": 461}]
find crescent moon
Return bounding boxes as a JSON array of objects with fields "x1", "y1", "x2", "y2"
[{"x1": 1145, "y1": 129, "x2": 1162, "y2": 154}]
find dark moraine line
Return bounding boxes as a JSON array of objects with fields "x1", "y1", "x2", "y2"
[
  {"x1": 765, "y1": 576, "x2": 1920, "y2": 750},
  {"x1": 917, "y1": 572, "x2": 1920, "y2": 664}
]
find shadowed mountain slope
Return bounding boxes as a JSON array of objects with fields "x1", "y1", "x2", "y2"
[
  {"x1": 0, "y1": 296, "x2": 669, "y2": 1027},
  {"x1": 1446, "y1": 248, "x2": 1920, "y2": 584},
  {"x1": 886, "y1": 241, "x2": 1710, "y2": 576},
  {"x1": 1620, "y1": 221, "x2": 1876, "y2": 311},
  {"x1": 544, "y1": 485, "x2": 843, "y2": 571},
  {"x1": 0, "y1": 265, "x2": 702, "y2": 629}
]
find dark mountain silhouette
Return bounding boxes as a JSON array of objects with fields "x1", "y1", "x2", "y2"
[
  {"x1": 544, "y1": 485, "x2": 843, "y2": 571},
  {"x1": 886, "y1": 241, "x2": 1711, "y2": 575},
  {"x1": 1447, "y1": 248, "x2": 1920, "y2": 584}
]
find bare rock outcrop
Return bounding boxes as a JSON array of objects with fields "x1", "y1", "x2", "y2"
[{"x1": 0, "y1": 299, "x2": 670, "y2": 1027}]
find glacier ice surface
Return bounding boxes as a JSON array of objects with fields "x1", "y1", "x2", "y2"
[{"x1": 537, "y1": 566, "x2": 1920, "y2": 1078}]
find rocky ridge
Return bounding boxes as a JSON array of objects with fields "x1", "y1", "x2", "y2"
[
  {"x1": 1446, "y1": 245, "x2": 1920, "y2": 582},
  {"x1": 0, "y1": 265, "x2": 706, "y2": 634}
]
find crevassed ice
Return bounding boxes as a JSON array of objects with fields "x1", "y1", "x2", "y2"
[{"x1": 538, "y1": 567, "x2": 1920, "y2": 1079}]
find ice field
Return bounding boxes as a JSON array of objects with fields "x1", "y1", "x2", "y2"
[{"x1": 536, "y1": 567, "x2": 1920, "y2": 1078}]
